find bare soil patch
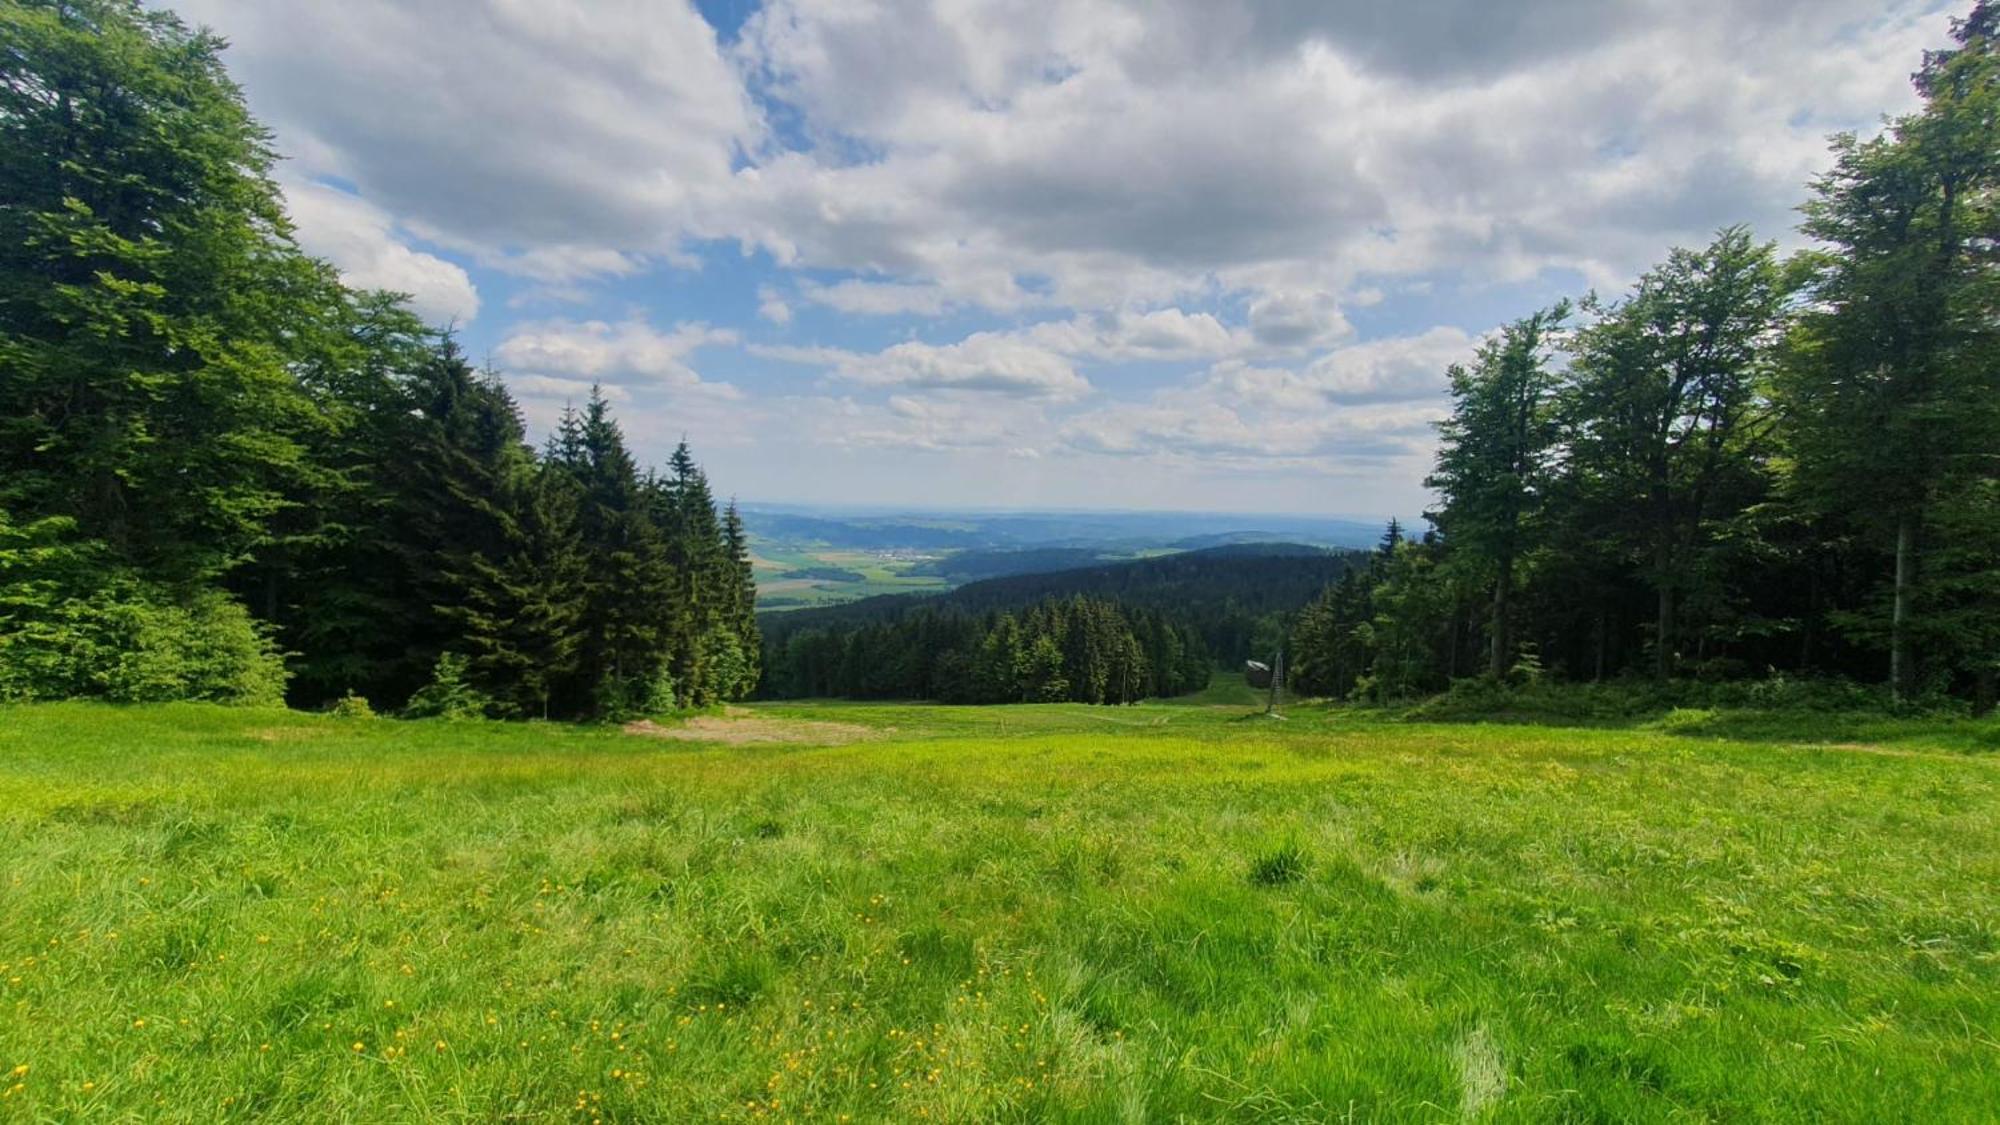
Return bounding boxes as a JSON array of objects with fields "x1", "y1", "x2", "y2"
[{"x1": 622, "y1": 709, "x2": 880, "y2": 745}]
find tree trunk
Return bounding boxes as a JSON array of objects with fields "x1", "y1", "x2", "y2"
[
  {"x1": 1891, "y1": 515, "x2": 1913, "y2": 702},
  {"x1": 1489, "y1": 554, "x2": 1512, "y2": 679}
]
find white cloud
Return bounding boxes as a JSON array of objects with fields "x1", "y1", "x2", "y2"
[
  {"x1": 757, "y1": 332, "x2": 1090, "y2": 399},
  {"x1": 1023, "y1": 308, "x2": 1248, "y2": 362},
  {"x1": 282, "y1": 179, "x2": 478, "y2": 324},
  {"x1": 178, "y1": 0, "x2": 1963, "y2": 512},
  {"x1": 800, "y1": 279, "x2": 953, "y2": 316},
  {"x1": 193, "y1": 0, "x2": 1948, "y2": 317},
  {"x1": 506, "y1": 375, "x2": 630, "y2": 403},
  {"x1": 177, "y1": 0, "x2": 758, "y2": 279},
  {"x1": 757, "y1": 285, "x2": 793, "y2": 324},
  {"x1": 495, "y1": 318, "x2": 739, "y2": 397},
  {"x1": 1248, "y1": 290, "x2": 1352, "y2": 350}
]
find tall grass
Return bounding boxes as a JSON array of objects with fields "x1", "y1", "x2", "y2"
[{"x1": 0, "y1": 699, "x2": 1994, "y2": 1120}]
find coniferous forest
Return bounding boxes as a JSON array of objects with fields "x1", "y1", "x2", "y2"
[
  {"x1": 0, "y1": 2, "x2": 757, "y2": 718},
  {"x1": 763, "y1": 597, "x2": 1211, "y2": 704},
  {"x1": 1289, "y1": 9, "x2": 2000, "y2": 711}
]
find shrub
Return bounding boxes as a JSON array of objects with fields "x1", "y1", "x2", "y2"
[
  {"x1": 328, "y1": 691, "x2": 377, "y2": 719},
  {"x1": 404, "y1": 653, "x2": 492, "y2": 720},
  {"x1": 0, "y1": 515, "x2": 287, "y2": 704}
]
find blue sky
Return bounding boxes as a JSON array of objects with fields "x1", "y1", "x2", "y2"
[{"x1": 172, "y1": 0, "x2": 1951, "y2": 518}]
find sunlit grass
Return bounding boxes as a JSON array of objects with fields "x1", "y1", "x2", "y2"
[{"x1": 0, "y1": 696, "x2": 1994, "y2": 1120}]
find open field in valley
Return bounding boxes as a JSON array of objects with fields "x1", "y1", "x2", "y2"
[{"x1": 1, "y1": 690, "x2": 1996, "y2": 1121}]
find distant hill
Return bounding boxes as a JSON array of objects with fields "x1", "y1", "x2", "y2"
[
  {"x1": 740, "y1": 506, "x2": 1395, "y2": 552},
  {"x1": 761, "y1": 543, "x2": 1362, "y2": 663}
]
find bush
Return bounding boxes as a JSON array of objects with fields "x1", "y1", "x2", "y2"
[
  {"x1": 403, "y1": 653, "x2": 493, "y2": 720},
  {"x1": 1402, "y1": 672, "x2": 1918, "y2": 725},
  {"x1": 0, "y1": 517, "x2": 287, "y2": 705},
  {"x1": 328, "y1": 691, "x2": 377, "y2": 719}
]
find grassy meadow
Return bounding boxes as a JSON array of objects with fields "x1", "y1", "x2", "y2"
[
  {"x1": 1, "y1": 687, "x2": 1996, "y2": 1121},
  {"x1": 749, "y1": 543, "x2": 950, "y2": 610}
]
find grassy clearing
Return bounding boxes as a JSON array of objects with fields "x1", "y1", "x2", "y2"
[
  {"x1": 751, "y1": 544, "x2": 951, "y2": 610},
  {"x1": 0, "y1": 696, "x2": 1995, "y2": 1121}
]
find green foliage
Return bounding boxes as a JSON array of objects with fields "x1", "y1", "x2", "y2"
[
  {"x1": 1291, "y1": 13, "x2": 2000, "y2": 709},
  {"x1": 765, "y1": 595, "x2": 1208, "y2": 704},
  {"x1": 0, "y1": 511, "x2": 284, "y2": 704},
  {"x1": 327, "y1": 691, "x2": 376, "y2": 720},
  {"x1": 0, "y1": 0, "x2": 337, "y2": 584},
  {"x1": 0, "y1": 6, "x2": 754, "y2": 720},
  {"x1": 402, "y1": 653, "x2": 492, "y2": 721}
]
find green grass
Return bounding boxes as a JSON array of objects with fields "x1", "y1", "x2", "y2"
[{"x1": 1, "y1": 695, "x2": 1996, "y2": 1121}]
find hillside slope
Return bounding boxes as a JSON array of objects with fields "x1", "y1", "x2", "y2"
[{"x1": 761, "y1": 543, "x2": 1362, "y2": 662}]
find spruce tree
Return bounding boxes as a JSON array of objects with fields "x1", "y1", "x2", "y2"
[{"x1": 721, "y1": 501, "x2": 762, "y2": 699}]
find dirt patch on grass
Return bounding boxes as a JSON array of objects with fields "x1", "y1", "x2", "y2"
[{"x1": 623, "y1": 709, "x2": 881, "y2": 746}]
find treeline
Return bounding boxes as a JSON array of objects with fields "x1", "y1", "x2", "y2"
[
  {"x1": 768, "y1": 545, "x2": 1358, "y2": 667},
  {"x1": 764, "y1": 597, "x2": 1211, "y2": 704},
  {"x1": 1292, "y1": 6, "x2": 2000, "y2": 708},
  {"x1": 0, "y1": 1, "x2": 755, "y2": 717}
]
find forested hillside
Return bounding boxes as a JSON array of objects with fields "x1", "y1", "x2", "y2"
[
  {"x1": 763, "y1": 544, "x2": 1360, "y2": 674},
  {"x1": 761, "y1": 596, "x2": 1211, "y2": 703},
  {"x1": 0, "y1": 1, "x2": 755, "y2": 718},
  {"x1": 1288, "y1": 7, "x2": 2000, "y2": 708}
]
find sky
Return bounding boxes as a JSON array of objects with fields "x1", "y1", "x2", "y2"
[{"x1": 167, "y1": 0, "x2": 1954, "y2": 519}]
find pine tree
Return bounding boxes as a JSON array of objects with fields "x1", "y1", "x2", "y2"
[
  {"x1": 721, "y1": 501, "x2": 762, "y2": 699},
  {"x1": 659, "y1": 441, "x2": 723, "y2": 707},
  {"x1": 564, "y1": 388, "x2": 668, "y2": 717}
]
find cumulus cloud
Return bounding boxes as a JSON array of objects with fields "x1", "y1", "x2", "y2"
[
  {"x1": 176, "y1": 0, "x2": 757, "y2": 278},
  {"x1": 282, "y1": 179, "x2": 478, "y2": 324},
  {"x1": 721, "y1": 0, "x2": 1945, "y2": 307},
  {"x1": 757, "y1": 286, "x2": 793, "y2": 324},
  {"x1": 757, "y1": 333, "x2": 1090, "y2": 399},
  {"x1": 495, "y1": 318, "x2": 739, "y2": 397},
  {"x1": 177, "y1": 0, "x2": 1959, "y2": 508},
  {"x1": 192, "y1": 0, "x2": 1945, "y2": 312}
]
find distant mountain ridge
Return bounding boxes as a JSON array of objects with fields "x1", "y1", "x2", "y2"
[{"x1": 740, "y1": 506, "x2": 1391, "y2": 552}]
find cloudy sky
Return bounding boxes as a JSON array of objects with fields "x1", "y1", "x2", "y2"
[{"x1": 171, "y1": 0, "x2": 1952, "y2": 518}]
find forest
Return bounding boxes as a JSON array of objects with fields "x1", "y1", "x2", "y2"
[
  {"x1": 0, "y1": 1, "x2": 756, "y2": 719},
  {"x1": 762, "y1": 595, "x2": 1212, "y2": 704},
  {"x1": 1287, "y1": 10, "x2": 2000, "y2": 711},
  {"x1": 763, "y1": 544, "x2": 1356, "y2": 675}
]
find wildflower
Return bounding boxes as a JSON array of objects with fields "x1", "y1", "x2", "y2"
[{"x1": 351, "y1": 1042, "x2": 365, "y2": 1053}]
